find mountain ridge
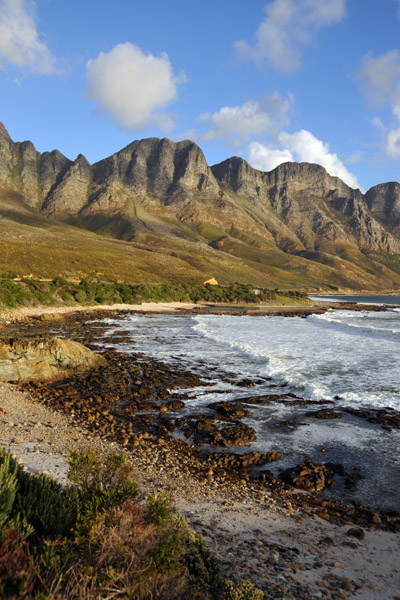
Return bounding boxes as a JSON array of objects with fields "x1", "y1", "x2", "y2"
[{"x1": 1, "y1": 120, "x2": 400, "y2": 291}]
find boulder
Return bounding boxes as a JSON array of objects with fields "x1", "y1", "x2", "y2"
[
  {"x1": 209, "y1": 421, "x2": 257, "y2": 448},
  {"x1": 280, "y1": 460, "x2": 344, "y2": 492},
  {"x1": 0, "y1": 337, "x2": 106, "y2": 382}
]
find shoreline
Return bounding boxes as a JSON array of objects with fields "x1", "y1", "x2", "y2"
[
  {"x1": 1, "y1": 383, "x2": 399, "y2": 600},
  {"x1": 1, "y1": 306, "x2": 400, "y2": 598},
  {"x1": 0, "y1": 301, "x2": 199, "y2": 323},
  {"x1": 1, "y1": 375, "x2": 399, "y2": 600},
  {"x1": 0, "y1": 296, "x2": 393, "y2": 326}
]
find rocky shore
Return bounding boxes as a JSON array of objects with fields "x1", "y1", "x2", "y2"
[{"x1": 1, "y1": 307, "x2": 399, "y2": 599}]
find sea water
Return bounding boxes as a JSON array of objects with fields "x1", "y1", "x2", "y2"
[
  {"x1": 101, "y1": 308, "x2": 400, "y2": 410},
  {"x1": 97, "y1": 306, "x2": 400, "y2": 509}
]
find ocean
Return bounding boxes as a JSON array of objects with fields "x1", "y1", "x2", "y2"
[
  {"x1": 95, "y1": 301, "x2": 400, "y2": 510},
  {"x1": 101, "y1": 307, "x2": 400, "y2": 410}
]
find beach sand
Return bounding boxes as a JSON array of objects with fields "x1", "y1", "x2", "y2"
[{"x1": 0, "y1": 301, "x2": 198, "y2": 323}]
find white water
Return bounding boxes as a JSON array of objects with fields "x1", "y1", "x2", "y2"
[
  {"x1": 102, "y1": 308, "x2": 400, "y2": 410},
  {"x1": 97, "y1": 307, "x2": 400, "y2": 509},
  {"x1": 193, "y1": 310, "x2": 400, "y2": 409}
]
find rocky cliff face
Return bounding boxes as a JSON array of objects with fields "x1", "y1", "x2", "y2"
[
  {"x1": 42, "y1": 154, "x2": 92, "y2": 218},
  {"x1": 1, "y1": 120, "x2": 400, "y2": 288},
  {"x1": 82, "y1": 137, "x2": 220, "y2": 216},
  {"x1": 365, "y1": 182, "x2": 400, "y2": 237},
  {"x1": 0, "y1": 122, "x2": 73, "y2": 210},
  {"x1": 212, "y1": 157, "x2": 400, "y2": 254}
]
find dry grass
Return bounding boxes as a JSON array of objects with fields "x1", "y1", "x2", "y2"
[{"x1": 42, "y1": 500, "x2": 197, "y2": 600}]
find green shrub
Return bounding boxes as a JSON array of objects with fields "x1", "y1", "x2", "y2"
[
  {"x1": 0, "y1": 453, "x2": 18, "y2": 531},
  {"x1": 184, "y1": 532, "x2": 225, "y2": 600},
  {"x1": 68, "y1": 449, "x2": 138, "y2": 522},
  {"x1": 153, "y1": 529, "x2": 184, "y2": 575},
  {"x1": 221, "y1": 580, "x2": 264, "y2": 600},
  {"x1": 0, "y1": 449, "x2": 264, "y2": 599},
  {"x1": 146, "y1": 491, "x2": 176, "y2": 526}
]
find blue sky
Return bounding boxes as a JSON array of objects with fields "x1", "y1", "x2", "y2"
[{"x1": 1, "y1": 0, "x2": 400, "y2": 191}]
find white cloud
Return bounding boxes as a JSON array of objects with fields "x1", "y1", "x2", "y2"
[
  {"x1": 247, "y1": 129, "x2": 361, "y2": 189},
  {"x1": 248, "y1": 142, "x2": 293, "y2": 171},
  {"x1": 387, "y1": 127, "x2": 400, "y2": 160},
  {"x1": 234, "y1": 0, "x2": 346, "y2": 72},
  {"x1": 358, "y1": 50, "x2": 400, "y2": 165},
  {"x1": 370, "y1": 116, "x2": 386, "y2": 132},
  {"x1": 200, "y1": 94, "x2": 293, "y2": 144},
  {"x1": 0, "y1": 0, "x2": 56, "y2": 74},
  {"x1": 357, "y1": 50, "x2": 400, "y2": 108},
  {"x1": 86, "y1": 42, "x2": 185, "y2": 132}
]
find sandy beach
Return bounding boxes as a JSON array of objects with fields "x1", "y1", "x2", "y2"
[
  {"x1": 1, "y1": 305, "x2": 399, "y2": 599},
  {"x1": 0, "y1": 301, "x2": 199, "y2": 323}
]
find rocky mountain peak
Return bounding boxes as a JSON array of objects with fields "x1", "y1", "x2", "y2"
[
  {"x1": 365, "y1": 181, "x2": 400, "y2": 236},
  {"x1": 0, "y1": 121, "x2": 11, "y2": 139},
  {"x1": 91, "y1": 136, "x2": 219, "y2": 205},
  {"x1": 76, "y1": 153, "x2": 90, "y2": 164},
  {"x1": 2, "y1": 122, "x2": 400, "y2": 288}
]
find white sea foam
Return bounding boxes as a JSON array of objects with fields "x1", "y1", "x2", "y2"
[
  {"x1": 192, "y1": 311, "x2": 400, "y2": 408},
  {"x1": 99, "y1": 309, "x2": 400, "y2": 410}
]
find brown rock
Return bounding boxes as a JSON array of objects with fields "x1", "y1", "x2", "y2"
[{"x1": 0, "y1": 337, "x2": 106, "y2": 382}]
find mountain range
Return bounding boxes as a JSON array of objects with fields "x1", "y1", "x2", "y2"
[{"x1": 1, "y1": 121, "x2": 400, "y2": 291}]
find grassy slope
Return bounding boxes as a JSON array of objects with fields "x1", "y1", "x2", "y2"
[{"x1": 1, "y1": 190, "x2": 400, "y2": 291}]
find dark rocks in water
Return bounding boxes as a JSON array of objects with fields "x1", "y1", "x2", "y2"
[
  {"x1": 236, "y1": 378, "x2": 256, "y2": 388},
  {"x1": 232, "y1": 393, "x2": 300, "y2": 405},
  {"x1": 345, "y1": 468, "x2": 364, "y2": 490},
  {"x1": 313, "y1": 408, "x2": 344, "y2": 419},
  {"x1": 283, "y1": 398, "x2": 334, "y2": 406},
  {"x1": 280, "y1": 460, "x2": 345, "y2": 492},
  {"x1": 275, "y1": 419, "x2": 301, "y2": 431},
  {"x1": 319, "y1": 536, "x2": 335, "y2": 546},
  {"x1": 158, "y1": 414, "x2": 176, "y2": 432},
  {"x1": 209, "y1": 421, "x2": 257, "y2": 448},
  {"x1": 345, "y1": 407, "x2": 400, "y2": 430},
  {"x1": 166, "y1": 399, "x2": 185, "y2": 410},
  {"x1": 233, "y1": 393, "x2": 334, "y2": 407},
  {"x1": 208, "y1": 400, "x2": 253, "y2": 419},
  {"x1": 210, "y1": 450, "x2": 283, "y2": 470},
  {"x1": 346, "y1": 527, "x2": 365, "y2": 540},
  {"x1": 179, "y1": 413, "x2": 257, "y2": 448}
]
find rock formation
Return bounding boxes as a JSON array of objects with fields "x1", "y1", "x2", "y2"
[
  {"x1": 1, "y1": 120, "x2": 400, "y2": 289},
  {"x1": 0, "y1": 337, "x2": 106, "y2": 382}
]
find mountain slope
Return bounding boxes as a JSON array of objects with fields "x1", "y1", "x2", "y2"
[{"x1": 1, "y1": 121, "x2": 400, "y2": 291}]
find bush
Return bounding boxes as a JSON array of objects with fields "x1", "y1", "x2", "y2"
[
  {"x1": 184, "y1": 533, "x2": 225, "y2": 600},
  {"x1": 221, "y1": 580, "x2": 264, "y2": 600},
  {"x1": 0, "y1": 449, "x2": 264, "y2": 599},
  {"x1": 0, "y1": 528, "x2": 35, "y2": 599},
  {"x1": 0, "y1": 452, "x2": 18, "y2": 531},
  {"x1": 0, "y1": 274, "x2": 307, "y2": 309},
  {"x1": 146, "y1": 491, "x2": 176, "y2": 526}
]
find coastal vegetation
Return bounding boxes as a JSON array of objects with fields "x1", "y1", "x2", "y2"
[
  {"x1": 0, "y1": 275, "x2": 309, "y2": 309},
  {"x1": 0, "y1": 448, "x2": 262, "y2": 599}
]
